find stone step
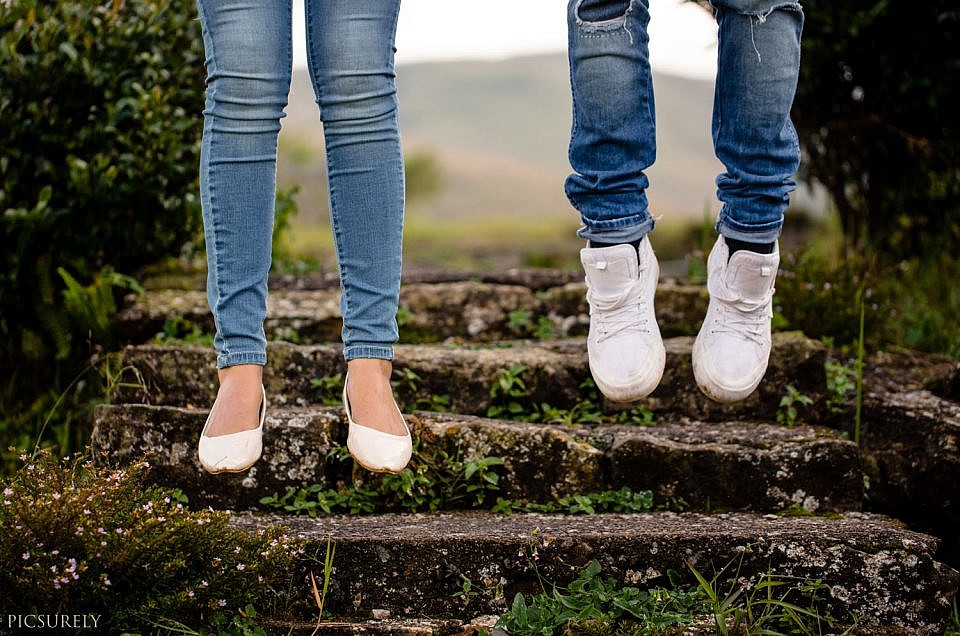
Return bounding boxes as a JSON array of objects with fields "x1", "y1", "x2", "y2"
[
  {"x1": 91, "y1": 404, "x2": 861, "y2": 513},
  {"x1": 113, "y1": 331, "x2": 827, "y2": 422},
  {"x1": 228, "y1": 510, "x2": 958, "y2": 633},
  {"x1": 860, "y1": 389, "x2": 960, "y2": 566},
  {"x1": 115, "y1": 281, "x2": 707, "y2": 344}
]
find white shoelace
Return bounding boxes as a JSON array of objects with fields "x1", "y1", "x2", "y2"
[
  {"x1": 707, "y1": 273, "x2": 775, "y2": 346},
  {"x1": 586, "y1": 271, "x2": 650, "y2": 343}
]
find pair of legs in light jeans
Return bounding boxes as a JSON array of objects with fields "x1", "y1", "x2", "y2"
[
  {"x1": 196, "y1": 0, "x2": 406, "y2": 440},
  {"x1": 568, "y1": 0, "x2": 803, "y2": 403}
]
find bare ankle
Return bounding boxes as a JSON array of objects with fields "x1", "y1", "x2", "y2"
[{"x1": 218, "y1": 364, "x2": 263, "y2": 388}]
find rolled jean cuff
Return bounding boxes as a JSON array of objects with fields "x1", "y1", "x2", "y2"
[
  {"x1": 217, "y1": 350, "x2": 268, "y2": 369},
  {"x1": 576, "y1": 214, "x2": 656, "y2": 244},
  {"x1": 716, "y1": 214, "x2": 783, "y2": 244},
  {"x1": 343, "y1": 344, "x2": 394, "y2": 362}
]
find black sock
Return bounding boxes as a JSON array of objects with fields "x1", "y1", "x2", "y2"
[
  {"x1": 589, "y1": 236, "x2": 644, "y2": 251},
  {"x1": 726, "y1": 237, "x2": 775, "y2": 260}
]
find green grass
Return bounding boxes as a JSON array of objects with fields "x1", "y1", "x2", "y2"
[{"x1": 493, "y1": 555, "x2": 852, "y2": 635}]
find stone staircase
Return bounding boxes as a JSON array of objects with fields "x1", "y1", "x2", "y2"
[{"x1": 92, "y1": 271, "x2": 960, "y2": 634}]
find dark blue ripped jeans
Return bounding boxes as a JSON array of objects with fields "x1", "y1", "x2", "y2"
[{"x1": 566, "y1": 0, "x2": 804, "y2": 244}]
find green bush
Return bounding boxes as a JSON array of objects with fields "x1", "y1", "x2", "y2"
[
  {"x1": 775, "y1": 247, "x2": 960, "y2": 358},
  {"x1": 0, "y1": 0, "x2": 205, "y2": 363},
  {"x1": 0, "y1": 449, "x2": 302, "y2": 630}
]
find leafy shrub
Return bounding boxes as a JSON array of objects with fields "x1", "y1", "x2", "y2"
[
  {"x1": 0, "y1": 0, "x2": 205, "y2": 363},
  {"x1": 0, "y1": 449, "x2": 302, "y2": 631},
  {"x1": 775, "y1": 247, "x2": 960, "y2": 357}
]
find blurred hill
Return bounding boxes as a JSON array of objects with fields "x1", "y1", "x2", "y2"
[{"x1": 278, "y1": 52, "x2": 825, "y2": 267}]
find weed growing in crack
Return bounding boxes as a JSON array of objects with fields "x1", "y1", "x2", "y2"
[
  {"x1": 777, "y1": 385, "x2": 813, "y2": 427},
  {"x1": 491, "y1": 487, "x2": 654, "y2": 515},
  {"x1": 309, "y1": 373, "x2": 343, "y2": 407},
  {"x1": 689, "y1": 557, "x2": 852, "y2": 636},
  {"x1": 152, "y1": 315, "x2": 214, "y2": 347},
  {"x1": 825, "y1": 359, "x2": 855, "y2": 413}
]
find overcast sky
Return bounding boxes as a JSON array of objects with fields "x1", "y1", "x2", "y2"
[{"x1": 292, "y1": 0, "x2": 718, "y2": 80}]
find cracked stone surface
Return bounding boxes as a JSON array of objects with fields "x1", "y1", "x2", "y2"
[
  {"x1": 229, "y1": 510, "x2": 958, "y2": 632},
  {"x1": 113, "y1": 332, "x2": 826, "y2": 423},
  {"x1": 90, "y1": 403, "x2": 344, "y2": 509},
  {"x1": 860, "y1": 390, "x2": 960, "y2": 563},
  {"x1": 91, "y1": 405, "x2": 860, "y2": 513},
  {"x1": 598, "y1": 418, "x2": 861, "y2": 512}
]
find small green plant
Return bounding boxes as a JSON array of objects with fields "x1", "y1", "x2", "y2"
[
  {"x1": 271, "y1": 326, "x2": 302, "y2": 345},
  {"x1": 491, "y1": 487, "x2": 654, "y2": 516},
  {"x1": 613, "y1": 404, "x2": 656, "y2": 426},
  {"x1": 487, "y1": 364, "x2": 533, "y2": 419},
  {"x1": 153, "y1": 315, "x2": 215, "y2": 347},
  {"x1": 392, "y1": 367, "x2": 422, "y2": 394},
  {"x1": 453, "y1": 574, "x2": 481, "y2": 608},
  {"x1": 536, "y1": 401, "x2": 605, "y2": 427},
  {"x1": 508, "y1": 309, "x2": 534, "y2": 335},
  {"x1": 259, "y1": 482, "x2": 378, "y2": 517},
  {"x1": 825, "y1": 359, "x2": 855, "y2": 412},
  {"x1": 532, "y1": 315, "x2": 556, "y2": 340},
  {"x1": 390, "y1": 368, "x2": 451, "y2": 412},
  {"x1": 310, "y1": 374, "x2": 344, "y2": 407},
  {"x1": 777, "y1": 385, "x2": 813, "y2": 427},
  {"x1": 507, "y1": 310, "x2": 557, "y2": 340}
]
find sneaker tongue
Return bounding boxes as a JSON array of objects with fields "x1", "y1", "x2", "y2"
[
  {"x1": 725, "y1": 251, "x2": 777, "y2": 300},
  {"x1": 581, "y1": 244, "x2": 639, "y2": 295}
]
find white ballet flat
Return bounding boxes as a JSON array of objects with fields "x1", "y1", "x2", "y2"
[
  {"x1": 343, "y1": 373, "x2": 412, "y2": 474},
  {"x1": 197, "y1": 384, "x2": 267, "y2": 474}
]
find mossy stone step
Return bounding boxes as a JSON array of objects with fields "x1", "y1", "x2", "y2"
[
  {"x1": 227, "y1": 510, "x2": 958, "y2": 633},
  {"x1": 91, "y1": 404, "x2": 861, "y2": 513},
  {"x1": 116, "y1": 281, "x2": 707, "y2": 344},
  {"x1": 113, "y1": 331, "x2": 826, "y2": 422}
]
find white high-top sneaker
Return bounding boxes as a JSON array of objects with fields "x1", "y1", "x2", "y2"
[
  {"x1": 693, "y1": 235, "x2": 778, "y2": 403},
  {"x1": 581, "y1": 240, "x2": 665, "y2": 402}
]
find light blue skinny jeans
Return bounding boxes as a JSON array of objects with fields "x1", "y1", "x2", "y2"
[
  {"x1": 196, "y1": 0, "x2": 404, "y2": 368},
  {"x1": 566, "y1": 0, "x2": 804, "y2": 244}
]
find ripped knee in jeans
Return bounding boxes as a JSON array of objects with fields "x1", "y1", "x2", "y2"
[{"x1": 577, "y1": 0, "x2": 631, "y2": 22}]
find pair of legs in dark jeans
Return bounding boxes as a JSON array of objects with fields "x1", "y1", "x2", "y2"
[{"x1": 569, "y1": 0, "x2": 803, "y2": 402}]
